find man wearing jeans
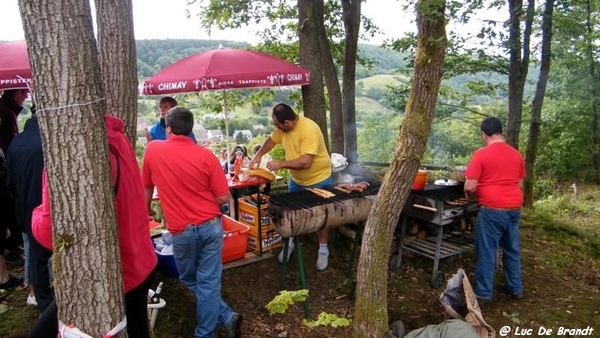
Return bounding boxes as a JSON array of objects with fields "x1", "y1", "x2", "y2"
[
  {"x1": 464, "y1": 117, "x2": 525, "y2": 303},
  {"x1": 248, "y1": 103, "x2": 332, "y2": 271},
  {"x1": 142, "y1": 107, "x2": 241, "y2": 338}
]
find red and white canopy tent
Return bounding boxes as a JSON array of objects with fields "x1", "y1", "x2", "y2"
[
  {"x1": 142, "y1": 46, "x2": 310, "y2": 154},
  {"x1": 0, "y1": 40, "x2": 32, "y2": 91}
]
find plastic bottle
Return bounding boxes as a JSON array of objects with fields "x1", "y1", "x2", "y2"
[
  {"x1": 149, "y1": 282, "x2": 163, "y2": 304},
  {"x1": 234, "y1": 150, "x2": 243, "y2": 179}
]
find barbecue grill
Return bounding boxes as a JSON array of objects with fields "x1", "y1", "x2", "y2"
[
  {"x1": 267, "y1": 178, "x2": 381, "y2": 318},
  {"x1": 268, "y1": 182, "x2": 380, "y2": 237},
  {"x1": 392, "y1": 184, "x2": 479, "y2": 287}
]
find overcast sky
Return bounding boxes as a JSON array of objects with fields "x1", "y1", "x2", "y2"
[{"x1": 0, "y1": 0, "x2": 415, "y2": 44}]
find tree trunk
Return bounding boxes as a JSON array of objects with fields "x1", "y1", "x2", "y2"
[
  {"x1": 341, "y1": 0, "x2": 360, "y2": 163},
  {"x1": 353, "y1": 0, "x2": 447, "y2": 336},
  {"x1": 317, "y1": 0, "x2": 344, "y2": 155},
  {"x1": 524, "y1": 0, "x2": 554, "y2": 207},
  {"x1": 298, "y1": 0, "x2": 329, "y2": 150},
  {"x1": 96, "y1": 0, "x2": 138, "y2": 146},
  {"x1": 506, "y1": 0, "x2": 533, "y2": 148},
  {"x1": 18, "y1": 0, "x2": 126, "y2": 336},
  {"x1": 585, "y1": 0, "x2": 600, "y2": 183}
]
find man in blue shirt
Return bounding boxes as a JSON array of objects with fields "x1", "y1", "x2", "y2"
[{"x1": 145, "y1": 96, "x2": 196, "y2": 143}]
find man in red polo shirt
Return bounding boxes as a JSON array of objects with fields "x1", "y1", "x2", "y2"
[
  {"x1": 142, "y1": 107, "x2": 241, "y2": 338},
  {"x1": 464, "y1": 117, "x2": 525, "y2": 304}
]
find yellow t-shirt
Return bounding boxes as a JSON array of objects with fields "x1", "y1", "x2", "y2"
[{"x1": 270, "y1": 116, "x2": 332, "y2": 186}]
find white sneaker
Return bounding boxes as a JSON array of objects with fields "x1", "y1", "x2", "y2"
[
  {"x1": 316, "y1": 252, "x2": 329, "y2": 271},
  {"x1": 277, "y1": 245, "x2": 294, "y2": 263},
  {"x1": 26, "y1": 294, "x2": 37, "y2": 307}
]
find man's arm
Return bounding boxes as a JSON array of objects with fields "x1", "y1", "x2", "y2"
[
  {"x1": 518, "y1": 178, "x2": 524, "y2": 190},
  {"x1": 215, "y1": 193, "x2": 230, "y2": 206},
  {"x1": 248, "y1": 137, "x2": 276, "y2": 169},
  {"x1": 464, "y1": 178, "x2": 478, "y2": 200},
  {"x1": 267, "y1": 154, "x2": 314, "y2": 171},
  {"x1": 144, "y1": 186, "x2": 156, "y2": 216}
]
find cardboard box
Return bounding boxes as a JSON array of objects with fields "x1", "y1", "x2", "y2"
[
  {"x1": 237, "y1": 194, "x2": 282, "y2": 253},
  {"x1": 238, "y1": 194, "x2": 270, "y2": 228},
  {"x1": 247, "y1": 229, "x2": 282, "y2": 253}
]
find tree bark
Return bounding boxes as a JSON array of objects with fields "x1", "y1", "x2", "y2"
[
  {"x1": 506, "y1": 0, "x2": 533, "y2": 148},
  {"x1": 96, "y1": 0, "x2": 138, "y2": 145},
  {"x1": 353, "y1": 0, "x2": 447, "y2": 336},
  {"x1": 317, "y1": 0, "x2": 344, "y2": 155},
  {"x1": 18, "y1": 0, "x2": 126, "y2": 336},
  {"x1": 524, "y1": 0, "x2": 554, "y2": 207},
  {"x1": 585, "y1": 0, "x2": 600, "y2": 183},
  {"x1": 298, "y1": 0, "x2": 329, "y2": 150},
  {"x1": 341, "y1": 0, "x2": 360, "y2": 163}
]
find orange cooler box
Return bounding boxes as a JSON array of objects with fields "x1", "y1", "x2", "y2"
[{"x1": 152, "y1": 215, "x2": 249, "y2": 278}]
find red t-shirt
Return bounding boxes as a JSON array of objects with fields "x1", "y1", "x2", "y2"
[
  {"x1": 465, "y1": 142, "x2": 525, "y2": 209},
  {"x1": 141, "y1": 135, "x2": 229, "y2": 234}
]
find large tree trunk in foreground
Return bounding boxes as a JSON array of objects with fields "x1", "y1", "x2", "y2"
[
  {"x1": 298, "y1": 0, "x2": 330, "y2": 150},
  {"x1": 96, "y1": 0, "x2": 138, "y2": 145},
  {"x1": 353, "y1": 0, "x2": 447, "y2": 336},
  {"x1": 18, "y1": 0, "x2": 126, "y2": 336},
  {"x1": 524, "y1": 0, "x2": 554, "y2": 207},
  {"x1": 341, "y1": 0, "x2": 361, "y2": 163}
]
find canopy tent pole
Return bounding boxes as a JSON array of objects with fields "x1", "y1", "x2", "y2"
[{"x1": 224, "y1": 89, "x2": 231, "y2": 160}]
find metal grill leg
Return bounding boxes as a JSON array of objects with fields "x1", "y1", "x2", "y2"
[
  {"x1": 294, "y1": 237, "x2": 310, "y2": 318},
  {"x1": 346, "y1": 222, "x2": 364, "y2": 278},
  {"x1": 279, "y1": 239, "x2": 290, "y2": 289},
  {"x1": 395, "y1": 216, "x2": 409, "y2": 269}
]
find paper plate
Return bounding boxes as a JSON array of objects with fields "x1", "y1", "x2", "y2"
[{"x1": 434, "y1": 179, "x2": 459, "y2": 186}]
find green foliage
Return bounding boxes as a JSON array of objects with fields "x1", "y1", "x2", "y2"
[
  {"x1": 303, "y1": 312, "x2": 351, "y2": 328},
  {"x1": 265, "y1": 290, "x2": 350, "y2": 330},
  {"x1": 502, "y1": 311, "x2": 522, "y2": 324},
  {"x1": 265, "y1": 289, "x2": 309, "y2": 315},
  {"x1": 532, "y1": 178, "x2": 556, "y2": 200}
]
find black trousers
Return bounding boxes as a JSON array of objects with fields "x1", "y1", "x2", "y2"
[
  {"x1": 29, "y1": 237, "x2": 53, "y2": 313},
  {"x1": 27, "y1": 273, "x2": 153, "y2": 338}
]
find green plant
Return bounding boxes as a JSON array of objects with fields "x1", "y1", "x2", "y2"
[
  {"x1": 265, "y1": 289, "x2": 309, "y2": 315},
  {"x1": 502, "y1": 311, "x2": 522, "y2": 324},
  {"x1": 303, "y1": 312, "x2": 350, "y2": 328},
  {"x1": 265, "y1": 290, "x2": 351, "y2": 329}
]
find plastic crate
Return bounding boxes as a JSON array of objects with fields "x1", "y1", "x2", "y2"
[{"x1": 151, "y1": 215, "x2": 250, "y2": 278}]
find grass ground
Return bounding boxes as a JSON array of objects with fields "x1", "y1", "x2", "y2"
[{"x1": 1, "y1": 185, "x2": 599, "y2": 337}]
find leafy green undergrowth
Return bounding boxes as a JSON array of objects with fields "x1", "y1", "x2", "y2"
[{"x1": 521, "y1": 205, "x2": 600, "y2": 286}]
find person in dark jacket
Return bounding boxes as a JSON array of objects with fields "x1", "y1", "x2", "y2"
[
  {"x1": 7, "y1": 108, "x2": 52, "y2": 311},
  {"x1": 0, "y1": 89, "x2": 29, "y2": 276},
  {"x1": 0, "y1": 89, "x2": 28, "y2": 153},
  {"x1": 0, "y1": 150, "x2": 23, "y2": 291}
]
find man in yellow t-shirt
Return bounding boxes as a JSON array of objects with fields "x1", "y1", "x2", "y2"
[{"x1": 248, "y1": 103, "x2": 332, "y2": 271}]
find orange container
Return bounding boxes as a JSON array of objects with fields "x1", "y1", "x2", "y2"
[
  {"x1": 221, "y1": 215, "x2": 251, "y2": 263},
  {"x1": 411, "y1": 170, "x2": 428, "y2": 190},
  {"x1": 152, "y1": 215, "x2": 249, "y2": 278}
]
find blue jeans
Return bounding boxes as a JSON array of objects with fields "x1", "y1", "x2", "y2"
[
  {"x1": 172, "y1": 217, "x2": 234, "y2": 338},
  {"x1": 289, "y1": 176, "x2": 332, "y2": 193},
  {"x1": 474, "y1": 206, "x2": 523, "y2": 298}
]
